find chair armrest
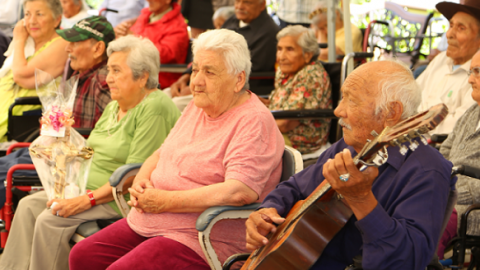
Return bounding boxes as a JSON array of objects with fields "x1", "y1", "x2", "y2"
[
  {"x1": 159, "y1": 64, "x2": 189, "y2": 73},
  {"x1": 223, "y1": 253, "x2": 251, "y2": 270},
  {"x1": 12, "y1": 97, "x2": 41, "y2": 106},
  {"x1": 108, "y1": 163, "x2": 143, "y2": 217},
  {"x1": 5, "y1": 164, "x2": 36, "y2": 231},
  {"x1": 196, "y1": 203, "x2": 261, "y2": 232},
  {"x1": 431, "y1": 134, "x2": 448, "y2": 143},
  {"x1": 452, "y1": 165, "x2": 480, "y2": 179},
  {"x1": 271, "y1": 109, "x2": 336, "y2": 119},
  {"x1": 196, "y1": 203, "x2": 261, "y2": 270},
  {"x1": 6, "y1": 142, "x2": 31, "y2": 155}
]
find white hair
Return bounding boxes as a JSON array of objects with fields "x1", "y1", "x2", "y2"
[
  {"x1": 213, "y1": 6, "x2": 235, "y2": 21},
  {"x1": 277, "y1": 25, "x2": 320, "y2": 61},
  {"x1": 192, "y1": 29, "x2": 252, "y2": 90},
  {"x1": 107, "y1": 35, "x2": 160, "y2": 89},
  {"x1": 374, "y1": 60, "x2": 421, "y2": 120}
]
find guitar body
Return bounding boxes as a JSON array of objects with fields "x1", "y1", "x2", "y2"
[{"x1": 242, "y1": 184, "x2": 353, "y2": 270}]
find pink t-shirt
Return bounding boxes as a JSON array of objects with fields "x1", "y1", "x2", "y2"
[{"x1": 127, "y1": 92, "x2": 284, "y2": 263}]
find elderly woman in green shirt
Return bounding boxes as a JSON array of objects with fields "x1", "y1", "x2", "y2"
[{"x1": 0, "y1": 35, "x2": 181, "y2": 270}]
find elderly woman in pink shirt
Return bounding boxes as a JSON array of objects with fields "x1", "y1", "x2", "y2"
[{"x1": 69, "y1": 29, "x2": 285, "y2": 270}]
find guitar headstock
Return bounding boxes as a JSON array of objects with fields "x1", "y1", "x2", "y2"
[{"x1": 354, "y1": 103, "x2": 448, "y2": 168}]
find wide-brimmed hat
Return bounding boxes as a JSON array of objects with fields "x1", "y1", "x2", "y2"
[
  {"x1": 436, "y1": 0, "x2": 480, "y2": 22},
  {"x1": 56, "y1": 16, "x2": 115, "y2": 47}
]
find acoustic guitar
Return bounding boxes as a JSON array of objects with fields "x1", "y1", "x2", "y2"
[{"x1": 241, "y1": 103, "x2": 448, "y2": 270}]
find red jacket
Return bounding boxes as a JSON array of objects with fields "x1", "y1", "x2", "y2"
[{"x1": 130, "y1": 3, "x2": 189, "y2": 88}]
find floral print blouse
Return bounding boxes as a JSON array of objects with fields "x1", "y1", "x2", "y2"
[{"x1": 268, "y1": 60, "x2": 332, "y2": 154}]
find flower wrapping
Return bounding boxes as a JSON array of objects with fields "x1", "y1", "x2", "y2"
[{"x1": 29, "y1": 69, "x2": 94, "y2": 200}]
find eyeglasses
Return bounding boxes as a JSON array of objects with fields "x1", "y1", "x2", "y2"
[{"x1": 468, "y1": 67, "x2": 480, "y2": 77}]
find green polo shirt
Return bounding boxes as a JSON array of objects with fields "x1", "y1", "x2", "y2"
[{"x1": 85, "y1": 90, "x2": 180, "y2": 214}]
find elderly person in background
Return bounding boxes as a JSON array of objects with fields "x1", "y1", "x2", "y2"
[
  {"x1": 0, "y1": 0, "x2": 68, "y2": 141},
  {"x1": 114, "y1": 0, "x2": 189, "y2": 89},
  {"x1": 60, "y1": 0, "x2": 90, "y2": 29},
  {"x1": 0, "y1": 35, "x2": 181, "y2": 270},
  {"x1": 57, "y1": 16, "x2": 114, "y2": 128},
  {"x1": 167, "y1": 0, "x2": 279, "y2": 111},
  {"x1": 69, "y1": 29, "x2": 284, "y2": 269},
  {"x1": 310, "y1": 0, "x2": 363, "y2": 61},
  {"x1": 267, "y1": 25, "x2": 331, "y2": 156},
  {"x1": 246, "y1": 60, "x2": 455, "y2": 269},
  {"x1": 417, "y1": 0, "x2": 480, "y2": 134},
  {"x1": 436, "y1": 50, "x2": 480, "y2": 262},
  {"x1": 213, "y1": 6, "x2": 235, "y2": 29}
]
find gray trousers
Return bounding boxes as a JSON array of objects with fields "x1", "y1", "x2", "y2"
[{"x1": 0, "y1": 191, "x2": 121, "y2": 270}]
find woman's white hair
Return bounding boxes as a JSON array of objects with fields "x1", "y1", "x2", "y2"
[
  {"x1": 375, "y1": 60, "x2": 421, "y2": 120},
  {"x1": 24, "y1": 0, "x2": 63, "y2": 19},
  {"x1": 277, "y1": 25, "x2": 320, "y2": 61},
  {"x1": 192, "y1": 29, "x2": 252, "y2": 89},
  {"x1": 107, "y1": 35, "x2": 160, "y2": 89}
]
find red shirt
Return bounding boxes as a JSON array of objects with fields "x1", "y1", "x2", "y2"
[{"x1": 130, "y1": 3, "x2": 189, "y2": 88}]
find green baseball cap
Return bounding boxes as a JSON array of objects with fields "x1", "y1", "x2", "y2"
[{"x1": 56, "y1": 16, "x2": 115, "y2": 47}]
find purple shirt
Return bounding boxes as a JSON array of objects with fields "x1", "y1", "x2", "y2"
[{"x1": 260, "y1": 138, "x2": 455, "y2": 270}]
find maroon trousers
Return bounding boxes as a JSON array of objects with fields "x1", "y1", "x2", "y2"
[{"x1": 69, "y1": 218, "x2": 211, "y2": 270}]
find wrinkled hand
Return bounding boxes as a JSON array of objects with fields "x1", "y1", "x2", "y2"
[
  {"x1": 46, "y1": 195, "x2": 91, "y2": 218},
  {"x1": 322, "y1": 148, "x2": 378, "y2": 204},
  {"x1": 128, "y1": 188, "x2": 169, "y2": 214},
  {"x1": 128, "y1": 177, "x2": 154, "y2": 213},
  {"x1": 245, "y1": 208, "x2": 285, "y2": 250},
  {"x1": 170, "y1": 74, "x2": 191, "y2": 97},
  {"x1": 13, "y1": 19, "x2": 29, "y2": 42},
  {"x1": 114, "y1": 19, "x2": 135, "y2": 37}
]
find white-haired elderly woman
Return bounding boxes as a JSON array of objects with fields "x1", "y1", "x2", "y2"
[
  {"x1": 69, "y1": 29, "x2": 285, "y2": 269},
  {"x1": 60, "y1": 0, "x2": 90, "y2": 29},
  {"x1": 267, "y1": 25, "x2": 332, "y2": 156},
  {"x1": 0, "y1": 35, "x2": 181, "y2": 270},
  {"x1": 0, "y1": 0, "x2": 69, "y2": 141}
]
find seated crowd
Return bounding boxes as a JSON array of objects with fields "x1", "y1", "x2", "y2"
[{"x1": 0, "y1": 0, "x2": 479, "y2": 269}]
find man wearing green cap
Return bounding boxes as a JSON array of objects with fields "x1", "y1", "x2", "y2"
[{"x1": 56, "y1": 15, "x2": 115, "y2": 128}]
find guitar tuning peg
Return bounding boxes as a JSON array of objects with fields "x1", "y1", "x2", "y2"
[
  {"x1": 399, "y1": 145, "x2": 408, "y2": 155},
  {"x1": 366, "y1": 139, "x2": 371, "y2": 143},
  {"x1": 413, "y1": 130, "x2": 429, "y2": 145},
  {"x1": 408, "y1": 141, "x2": 419, "y2": 151},
  {"x1": 370, "y1": 130, "x2": 379, "y2": 137},
  {"x1": 404, "y1": 135, "x2": 419, "y2": 151},
  {"x1": 419, "y1": 135, "x2": 428, "y2": 145}
]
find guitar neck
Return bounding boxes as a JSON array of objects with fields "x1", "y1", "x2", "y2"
[{"x1": 291, "y1": 181, "x2": 333, "y2": 221}]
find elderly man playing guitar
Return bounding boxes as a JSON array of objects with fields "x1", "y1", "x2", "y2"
[{"x1": 245, "y1": 60, "x2": 456, "y2": 270}]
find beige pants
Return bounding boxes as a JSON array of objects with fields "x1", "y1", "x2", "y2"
[{"x1": 0, "y1": 191, "x2": 120, "y2": 270}]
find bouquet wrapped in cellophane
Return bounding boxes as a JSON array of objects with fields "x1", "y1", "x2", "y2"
[{"x1": 29, "y1": 69, "x2": 94, "y2": 200}]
